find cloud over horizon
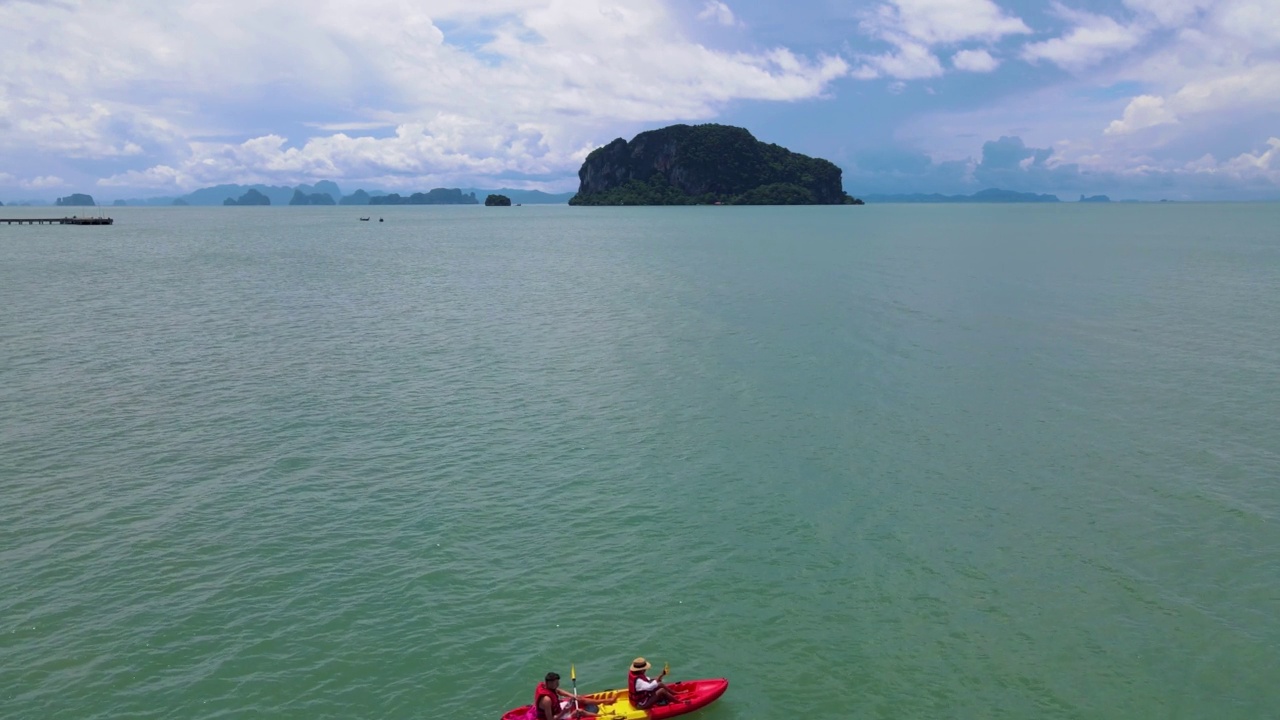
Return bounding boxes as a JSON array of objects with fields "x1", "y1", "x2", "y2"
[
  {"x1": 0, "y1": 0, "x2": 1277, "y2": 201},
  {"x1": 0, "y1": 0, "x2": 846, "y2": 196}
]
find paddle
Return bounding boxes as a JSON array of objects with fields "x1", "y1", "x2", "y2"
[{"x1": 571, "y1": 664, "x2": 579, "y2": 718}]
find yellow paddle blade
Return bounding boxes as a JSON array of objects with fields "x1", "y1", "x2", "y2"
[
  {"x1": 663, "y1": 662, "x2": 669, "y2": 674},
  {"x1": 571, "y1": 664, "x2": 576, "y2": 681}
]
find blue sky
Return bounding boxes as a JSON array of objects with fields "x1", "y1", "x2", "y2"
[{"x1": 1, "y1": 0, "x2": 1278, "y2": 201}]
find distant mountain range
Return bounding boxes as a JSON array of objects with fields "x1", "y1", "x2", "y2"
[
  {"x1": 4, "y1": 184, "x2": 1137, "y2": 206},
  {"x1": 857, "y1": 189, "x2": 1121, "y2": 203},
  {"x1": 460, "y1": 188, "x2": 576, "y2": 205},
  {"x1": 111, "y1": 182, "x2": 575, "y2": 206},
  {"x1": 860, "y1": 188, "x2": 1069, "y2": 203}
]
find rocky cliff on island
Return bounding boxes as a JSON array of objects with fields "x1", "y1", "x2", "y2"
[{"x1": 569, "y1": 124, "x2": 862, "y2": 205}]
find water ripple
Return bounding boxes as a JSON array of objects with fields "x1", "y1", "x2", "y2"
[{"x1": 2, "y1": 205, "x2": 1278, "y2": 719}]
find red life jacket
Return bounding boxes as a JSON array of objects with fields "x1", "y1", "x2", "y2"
[
  {"x1": 628, "y1": 671, "x2": 654, "y2": 707},
  {"x1": 534, "y1": 682, "x2": 560, "y2": 720}
]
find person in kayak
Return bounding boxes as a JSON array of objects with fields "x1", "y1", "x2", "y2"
[
  {"x1": 534, "y1": 671, "x2": 598, "y2": 720},
  {"x1": 627, "y1": 657, "x2": 677, "y2": 709}
]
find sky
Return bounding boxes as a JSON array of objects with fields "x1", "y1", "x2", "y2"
[{"x1": 1, "y1": 0, "x2": 1278, "y2": 201}]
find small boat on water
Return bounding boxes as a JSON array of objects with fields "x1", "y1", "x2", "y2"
[
  {"x1": 359, "y1": 217, "x2": 370, "y2": 221},
  {"x1": 501, "y1": 678, "x2": 728, "y2": 720}
]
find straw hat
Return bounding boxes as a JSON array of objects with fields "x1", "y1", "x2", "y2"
[{"x1": 630, "y1": 657, "x2": 651, "y2": 673}]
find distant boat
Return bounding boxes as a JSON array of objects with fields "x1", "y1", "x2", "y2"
[
  {"x1": 379, "y1": 218, "x2": 384, "y2": 222},
  {"x1": 360, "y1": 217, "x2": 370, "y2": 221}
]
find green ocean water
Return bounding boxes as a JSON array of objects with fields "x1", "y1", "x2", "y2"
[{"x1": 2, "y1": 203, "x2": 1277, "y2": 719}]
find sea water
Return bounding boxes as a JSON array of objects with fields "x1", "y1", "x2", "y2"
[{"x1": 2, "y1": 203, "x2": 1277, "y2": 719}]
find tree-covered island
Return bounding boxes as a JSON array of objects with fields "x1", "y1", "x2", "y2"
[
  {"x1": 569, "y1": 124, "x2": 863, "y2": 206},
  {"x1": 56, "y1": 193, "x2": 97, "y2": 206}
]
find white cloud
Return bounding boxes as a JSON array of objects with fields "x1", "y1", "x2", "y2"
[
  {"x1": 1183, "y1": 153, "x2": 1219, "y2": 172},
  {"x1": 1171, "y1": 66, "x2": 1280, "y2": 118},
  {"x1": 1211, "y1": 1, "x2": 1280, "y2": 49},
  {"x1": 849, "y1": 0, "x2": 1280, "y2": 198},
  {"x1": 103, "y1": 115, "x2": 618, "y2": 190},
  {"x1": 4, "y1": 0, "x2": 1277, "y2": 199},
  {"x1": 1105, "y1": 62, "x2": 1280, "y2": 139},
  {"x1": 853, "y1": 0, "x2": 1028, "y2": 80},
  {"x1": 0, "y1": 92, "x2": 173, "y2": 160},
  {"x1": 863, "y1": 0, "x2": 1030, "y2": 45},
  {"x1": 99, "y1": 165, "x2": 185, "y2": 190},
  {"x1": 697, "y1": 1, "x2": 739, "y2": 27},
  {"x1": 0, "y1": 0, "x2": 847, "y2": 191},
  {"x1": 1105, "y1": 94, "x2": 1177, "y2": 135},
  {"x1": 1021, "y1": 5, "x2": 1145, "y2": 71},
  {"x1": 1177, "y1": 138, "x2": 1280, "y2": 183},
  {"x1": 1222, "y1": 137, "x2": 1280, "y2": 176},
  {"x1": 1075, "y1": 0, "x2": 1280, "y2": 185},
  {"x1": 952, "y1": 49, "x2": 999, "y2": 72},
  {"x1": 853, "y1": 41, "x2": 945, "y2": 80},
  {"x1": 22, "y1": 176, "x2": 65, "y2": 190}
]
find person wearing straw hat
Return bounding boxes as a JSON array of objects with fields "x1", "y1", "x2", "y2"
[{"x1": 626, "y1": 657, "x2": 675, "y2": 709}]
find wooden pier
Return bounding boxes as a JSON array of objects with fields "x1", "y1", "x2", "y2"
[{"x1": 0, "y1": 217, "x2": 114, "y2": 225}]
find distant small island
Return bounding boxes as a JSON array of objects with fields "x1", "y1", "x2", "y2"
[
  {"x1": 485, "y1": 194, "x2": 512, "y2": 206},
  {"x1": 570, "y1": 124, "x2": 863, "y2": 206},
  {"x1": 1079, "y1": 194, "x2": 1112, "y2": 203},
  {"x1": 56, "y1": 193, "x2": 97, "y2": 207}
]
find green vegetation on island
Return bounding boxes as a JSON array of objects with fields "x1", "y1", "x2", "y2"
[
  {"x1": 569, "y1": 124, "x2": 863, "y2": 206},
  {"x1": 56, "y1": 193, "x2": 97, "y2": 207},
  {"x1": 485, "y1": 194, "x2": 512, "y2": 206}
]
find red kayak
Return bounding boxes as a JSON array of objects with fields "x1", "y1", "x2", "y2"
[{"x1": 502, "y1": 678, "x2": 729, "y2": 720}]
